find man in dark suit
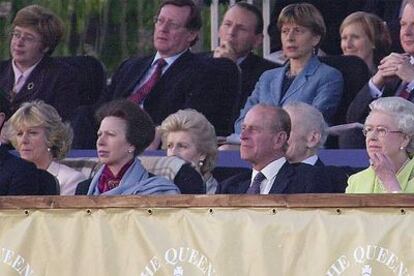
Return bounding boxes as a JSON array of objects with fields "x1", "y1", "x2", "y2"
[
  {"x1": 0, "y1": 95, "x2": 58, "y2": 195},
  {"x1": 213, "y1": 2, "x2": 278, "y2": 113},
  {"x1": 104, "y1": 0, "x2": 239, "y2": 136},
  {"x1": 217, "y1": 104, "x2": 332, "y2": 194},
  {"x1": 347, "y1": 1, "x2": 414, "y2": 124},
  {"x1": 283, "y1": 102, "x2": 361, "y2": 193}
]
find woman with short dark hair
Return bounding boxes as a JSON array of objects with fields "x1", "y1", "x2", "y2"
[
  {"x1": 0, "y1": 4, "x2": 80, "y2": 120},
  {"x1": 76, "y1": 99, "x2": 180, "y2": 195}
]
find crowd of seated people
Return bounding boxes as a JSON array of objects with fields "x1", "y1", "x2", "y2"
[{"x1": 0, "y1": 0, "x2": 414, "y2": 195}]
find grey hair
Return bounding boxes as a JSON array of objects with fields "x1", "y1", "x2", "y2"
[
  {"x1": 368, "y1": 97, "x2": 414, "y2": 153},
  {"x1": 283, "y1": 102, "x2": 328, "y2": 148},
  {"x1": 159, "y1": 109, "x2": 217, "y2": 175}
]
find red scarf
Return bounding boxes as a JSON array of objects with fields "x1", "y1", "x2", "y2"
[{"x1": 97, "y1": 159, "x2": 134, "y2": 193}]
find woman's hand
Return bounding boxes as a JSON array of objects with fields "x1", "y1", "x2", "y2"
[{"x1": 370, "y1": 152, "x2": 401, "y2": 192}]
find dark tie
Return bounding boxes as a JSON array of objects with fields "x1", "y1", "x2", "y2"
[
  {"x1": 246, "y1": 172, "x2": 266, "y2": 194},
  {"x1": 129, "y1": 58, "x2": 166, "y2": 104},
  {"x1": 398, "y1": 83, "x2": 412, "y2": 100}
]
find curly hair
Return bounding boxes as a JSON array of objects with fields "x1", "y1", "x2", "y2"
[{"x1": 7, "y1": 101, "x2": 73, "y2": 160}]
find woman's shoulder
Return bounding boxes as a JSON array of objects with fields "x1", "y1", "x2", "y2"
[{"x1": 346, "y1": 167, "x2": 374, "y2": 193}]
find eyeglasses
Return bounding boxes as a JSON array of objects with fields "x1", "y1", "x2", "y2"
[
  {"x1": 10, "y1": 31, "x2": 41, "y2": 44},
  {"x1": 362, "y1": 126, "x2": 403, "y2": 137},
  {"x1": 153, "y1": 16, "x2": 184, "y2": 31}
]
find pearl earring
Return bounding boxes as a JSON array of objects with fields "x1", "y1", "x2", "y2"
[
  {"x1": 128, "y1": 149, "x2": 133, "y2": 153},
  {"x1": 400, "y1": 146, "x2": 405, "y2": 150},
  {"x1": 198, "y1": 159, "x2": 204, "y2": 168}
]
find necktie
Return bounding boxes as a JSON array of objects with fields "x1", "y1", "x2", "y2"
[
  {"x1": 246, "y1": 172, "x2": 266, "y2": 194},
  {"x1": 129, "y1": 58, "x2": 167, "y2": 104},
  {"x1": 398, "y1": 83, "x2": 412, "y2": 100}
]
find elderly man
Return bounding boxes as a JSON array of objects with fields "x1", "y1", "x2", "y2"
[
  {"x1": 348, "y1": 0, "x2": 414, "y2": 124},
  {"x1": 213, "y1": 1, "x2": 278, "y2": 112},
  {"x1": 284, "y1": 102, "x2": 328, "y2": 166},
  {"x1": 217, "y1": 104, "x2": 332, "y2": 194},
  {"x1": 104, "y1": 0, "x2": 239, "y2": 136}
]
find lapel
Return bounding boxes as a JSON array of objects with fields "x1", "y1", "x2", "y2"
[
  {"x1": 270, "y1": 63, "x2": 288, "y2": 104},
  {"x1": 280, "y1": 56, "x2": 320, "y2": 104},
  {"x1": 314, "y1": 158, "x2": 325, "y2": 167},
  {"x1": 11, "y1": 56, "x2": 52, "y2": 103},
  {"x1": 238, "y1": 179, "x2": 251, "y2": 194},
  {"x1": 123, "y1": 56, "x2": 153, "y2": 97},
  {"x1": 0, "y1": 61, "x2": 14, "y2": 95},
  {"x1": 157, "y1": 50, "x2": 194, "y2": 84},
  {"x1": 269, "y1": 161, "x2": 295, "y2": 194}
]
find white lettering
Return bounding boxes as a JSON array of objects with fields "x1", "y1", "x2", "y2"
[
  {"x1": 188, "y1": 248, "x2": 199, "y2": 266},
  {"x1": 366, "y1": 245, "x2": 378, "y2": 261},
  {"x1": 197, "y1": 255, "x2": 208, "y2": 273},
  {"x1": 326, "y1": 256, "x2": 350, "y2": 276},
  {"x1": 376, "y1": 247, "x2": 388, "y2": 264},
  {"x1": 165, "y1": 248, "x2": 178, "y2": 265},
  {"x1": 393, "y1": 262, "x2": 409, "y2": 276},
  {"x1": 386, "y1": 252, "x2": 398, "y2": 270},
  {"x1": 353, "y1": 247, "x2": 365, "y2": 263},
  {"x1": 141, "y1": 257, "x2": 161, "y2": 276}
]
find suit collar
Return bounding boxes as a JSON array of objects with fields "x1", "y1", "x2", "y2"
[
  {"x1": 268, "y1": 161, "x2": 296, "y2": 194},
  {"x1": 272, "y1": 55, "x2": 321, "y2": 104}
]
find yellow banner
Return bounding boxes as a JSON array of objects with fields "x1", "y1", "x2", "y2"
[{"x1": 0, "y1": 207, "x2": 412, "y2": 275}]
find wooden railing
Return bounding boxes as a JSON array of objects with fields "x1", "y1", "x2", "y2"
[{"x1": 1, "y1": 194, "x2": 413, "y2": 209}]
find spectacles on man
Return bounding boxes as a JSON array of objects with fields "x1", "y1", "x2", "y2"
[
  {"x1": 362, "y1": 126, "x2": 403, "y2": 137},
  {"x1": 153, "y1": 16, "x2": 185, "y2": 31},
  {"x1": 10, "y1": 31, "x2": 41, "y2": 44}
]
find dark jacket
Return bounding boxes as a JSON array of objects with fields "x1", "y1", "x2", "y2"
[{"x1": 0, "y1": 56, "x2": 81, "y2": 121}]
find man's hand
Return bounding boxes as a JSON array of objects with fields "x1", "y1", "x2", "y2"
[
  {"x1": 213, "y1": 41, "x2": 237, "y2": 62},
  {"x1": 373, "y1": 53, "x2": 414, "y2": 88}
]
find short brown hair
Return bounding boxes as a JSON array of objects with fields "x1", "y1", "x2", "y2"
[
  {"x1": 96, "y1": 99, "x2": 155, "y2": 156},
  {"x1": 12, "y1": 5, "x2": 64, "y2": 55},
  {"x1": 277, "y1": 3, "x2": 326, "y2": 50},
  {"x1": 157, "y1": 0, "x2": 202, "y2": 46}
]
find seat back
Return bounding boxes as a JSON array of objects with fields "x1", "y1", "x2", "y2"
[
  {"x1": 319, "y1": 55, "x2": 370, "y2": 125},
  {"x1": 320, "y1": 55, "x2": 370, "y2": 148},
  {"x1": 57, "y1": 56, "x2": 106, "y2": 106}
]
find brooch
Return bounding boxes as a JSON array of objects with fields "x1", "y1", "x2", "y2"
[{"x1": 27, "y1": 82, "x2": 34, "y2": 90}]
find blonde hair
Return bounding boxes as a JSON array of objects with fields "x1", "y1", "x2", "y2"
[
  {"x1": 7, "y1": 101, "x2": 73, "y2": 160},
  {"x1": 340, "y1": 11, "x2": 391, "y2": 66},
  {"x1": 159, "y1": 109, "x2": 217, "y2": 175}
]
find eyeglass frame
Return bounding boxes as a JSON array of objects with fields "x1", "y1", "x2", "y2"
[
  {"x1": 362, "y1": 125, "x2": 404, "y2": 137},
  {"x1": 153, "y1": 16, "x2": 186, "y2": 31},
  {"x1": 9, "y1": 30, "x2": 42, "y2": 44}
]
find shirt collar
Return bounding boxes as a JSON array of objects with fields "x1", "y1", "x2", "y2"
[
  {"x1": 154, "y1": 50, "x2": 187, "y2": 67},
  {"x1": 301, "y1": 155, "x2": 319, "y2": 166},
  {"x1": 12, "y1": 58, "x2": 41, "y2": 81},
  {"x1": 252, "y1": 157, "x2": 287, "y2": 182}
]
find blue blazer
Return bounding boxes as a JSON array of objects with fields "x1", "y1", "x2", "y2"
[{"x1": 234, "y1": 56, "x2": 343, "y2": 133}]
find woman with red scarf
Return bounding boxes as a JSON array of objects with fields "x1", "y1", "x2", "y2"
[{"x1": 76, "y1": 99, "x2": 180, "y2": 195}]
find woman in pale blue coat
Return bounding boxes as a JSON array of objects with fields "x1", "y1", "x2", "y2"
[{"x1": 234, "y1": 3, "x2": 343, "y2": 133}]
